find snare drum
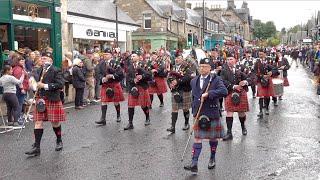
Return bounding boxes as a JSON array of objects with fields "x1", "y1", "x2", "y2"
[{"x1": 272, "y1": 79, "x2": 284, "y2": 97}]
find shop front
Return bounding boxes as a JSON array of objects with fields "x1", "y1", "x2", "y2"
[
  {"x1": 132, "y1": 33, "x2": 178, "y2": 52},
  {"x1": 0, "y1": 0, "x2": 62, "y2": 66},
  {"x1": 67, "y1": 15, "x2": 139, "y2": 53}
]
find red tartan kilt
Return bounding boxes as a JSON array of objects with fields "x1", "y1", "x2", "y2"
[
  {"x1": 34, "y1": 98, "x2": 66, "y2": 122},
  {"x1": 257, "y1": 79, "x2": 275, "y2": 97},
  {"x1": 101, "y1": 82, "x2": 125, "y2": 103},
  {"x1": 194, "y1": 118, "x2": 224, "y2": 139},
  {"x1": 128, "y1": 86, "x2": 151, "y2": 107},
  {"x1": 283, "y1": 77, "x2": 290, "y2": 86},
  {"x1": 225, "y1": 91, "x2": 249, "y2": 112},
  {"x1": 148, "y1": 77, "x2": 167, "y2": 94}
]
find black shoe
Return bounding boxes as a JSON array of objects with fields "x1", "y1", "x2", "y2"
[
  {"x1": 253, "y1": 95, "x2": 256, "y2": 99},
  {"x1": 242, "y1": 127, "x2": 247, "y2": 136},
  {"x1": 124, "y1": 123, "x2": 134, "y2": 130},
  {"x1": 274, "y1": 102, "x2": 278, "y2": 106},
  {"x1": 182, "y1": 124, "x2": 190, "y2": 131},
  {"x1": 159, "y1": 103, "x2": 164, "y2": 107},
  {"x1": 149, "y1": 106, "x2": 152, "y2": 110},
  {"x1": 116, "y1": 116, "x2": 121, "y2": 122},
  {"x1": 166, "y1": 126, "x2": 175, "y2": 133},
  {"x1": 257, "y1": 111, "x2": 263, "y2": 118},
  {"x1": 55, "y1": 141, "x2": 63, "y2": 151},
  {"x1": 265, "y1": 109, "x2": 270, "y2": 115},
  {"x1": 184, "y1": 164, "x2": 198, "y2": 174},
  {"x1": 144, "y1": 119, "x2": 151, "y2": 126},
  {"x1": 222, "y1": 133, "x2": 233, "y2": 141},
  {"x1": 25, "y1": 146, "x2": 40, "y2": 156},
  {"x1": 208, "y1": 158, "x2": 216, "y2": 169},
  {"x1": 279, "y1": 97, "x2": 283, "y2": 100},
  {"x1": 95, "y1": 119, "x2": 106, "y2": 125}
]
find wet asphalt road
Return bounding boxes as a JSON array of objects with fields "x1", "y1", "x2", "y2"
[{"x1": 1, "y1": 57, "x2": 320, "y2": 180}]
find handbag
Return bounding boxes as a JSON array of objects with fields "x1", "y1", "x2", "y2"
[
  {"x1": 130, "y1": 87, "x2": 139, "y2": 97},
  {"x1": 106, "y1": 88, "x2": 114, "y2": 98},
  {"x1": 36, "y1": 98, "x2": 46, "y2": 113},
  {"x1": 260, "y1": 76, "x2": 269, "y2": 87},
  {"x1": 173, "y1": 91, "x2": 183, "y2": 103}
]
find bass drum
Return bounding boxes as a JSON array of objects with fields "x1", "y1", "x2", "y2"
[{"x1": 272, "y1": 79, "x2": 284, "y2": 97}]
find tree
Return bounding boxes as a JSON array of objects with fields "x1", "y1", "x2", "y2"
[
  {"x1": 280, "y1": 27, "x2": 286, "y2": 35},
  {"x1": 253, "y1": 19, "x2": 277, "y2": 40}
]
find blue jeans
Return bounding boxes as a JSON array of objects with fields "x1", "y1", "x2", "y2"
[{"x1": 16, "y1": 89, "x2": 26, "y2": 118}]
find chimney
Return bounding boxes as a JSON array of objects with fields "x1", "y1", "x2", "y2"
[
  {"x1": 186, "y1": 3, "x2": 192, "y2": 9},
  {"x1": 173, "y1": 0, "x2": 186, "y2": 9},
  {"x1": 242, "y1": 1, "x2": 248, "y2": 9},
  {"x1": 227, "y1": 0, "x2": 236, "y2": 9}
]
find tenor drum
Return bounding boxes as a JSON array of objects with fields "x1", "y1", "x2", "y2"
[{"x1": 272, "y1": 79, "x2": 284, "y2": 97}]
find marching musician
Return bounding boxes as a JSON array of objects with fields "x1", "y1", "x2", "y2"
[
  {"x1": 253, "y1": 49, "x2": 276, "y2": 118},
  {"x1": 166, "y1": 54, "x2": 193, "y2": 133},
  {"x1": 221, "y1": 54, "x2": 250, "y2": 141},
  {"x1": 147, "y1": 51, "x2": 168, "y2": 108},
  {"x1": 25, "y1": 51, "x2": 66, "y2": 156},
  {"x1": 240, "y1": 50, "x2": 257, "y2": 98},
  {"x1": 272, "y1": 51, "x2": 290, "y2": 104},
  {"x1": 124, "y1": 50, "x2": 152, "y2": 130},
  {"x1": 184, "y1": 58, "x2": 227, "y2": 174},
  {"x1": 95, "y1": 48, "x2": 125, "y2": 125}
]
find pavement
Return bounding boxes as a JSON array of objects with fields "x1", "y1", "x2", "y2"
[{"x1": 1, "y1": 57, "x2": 320, "y2": 180}]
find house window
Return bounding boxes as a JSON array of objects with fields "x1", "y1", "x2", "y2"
[{"x1": 143, "y1": 13, "x2": 151, "y2": 29}]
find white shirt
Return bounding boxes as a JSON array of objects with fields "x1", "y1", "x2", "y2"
[{"x1": 200, "y1": 75, "x2": 208, "y2": 89}]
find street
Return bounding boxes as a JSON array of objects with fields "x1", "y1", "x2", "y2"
[{"x1": 1, "y1": 59, "x2": 320, "y2": 180}]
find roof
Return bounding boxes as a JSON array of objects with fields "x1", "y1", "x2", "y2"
[
  {"x1": 145, "y1": 0, "x2": 185, "y2": 21},
  {"x1": 185, "y1": 8, "x2": 201, "y2": 26},
  {"x1": 67, "y1": 0, "x2": 138, "y2": 26}
]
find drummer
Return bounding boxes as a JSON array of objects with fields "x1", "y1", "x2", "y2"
[{"x1": 271, "y1": 51, "x2": 290, "y2": 105}]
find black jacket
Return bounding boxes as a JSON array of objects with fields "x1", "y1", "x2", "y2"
[
  {"x1": 252, "y1": 59, "x2": 275, "y2": 83},
  {"x1": 127, "y1": 62, "x2": 152, "y2": 90},
  {"x1": 35, "y1": 65, "x2": 64, "y2": 101},
  {"x1": 72, "y1": 66, "x2": 86, "y2": 89},
  {"x1": 221, "y1": 64, "x2": 250, "y2": 94},
  {"x1": 98, "y1": 59, "x2": 124, "y2": 85},
  {"x1": 170, "y1": 64, "x2": 193, "y2": 92}
]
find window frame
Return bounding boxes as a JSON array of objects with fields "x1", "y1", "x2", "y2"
[{"x1": 143, "y1": 13, "x2": 152, "y2": 29}]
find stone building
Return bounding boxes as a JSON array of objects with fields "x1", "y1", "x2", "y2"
[{"x1": 116, "y1": 0, "x2": 191, "y2": 51}]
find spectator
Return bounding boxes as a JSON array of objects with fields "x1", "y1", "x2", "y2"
[
  {"x1": 93, "y1": 53, "x2": 101, "y2": 100},
  {"x1": 0, "y1": 65, "x2": 25, "y2": 126},
  {"x1": 72, "y1": 58, "x2": 85, "y2": 110},
  {"x1": 25, "y1": 51, "x2": 35, "y2": 72},
  {"x1": 83, "y1": 49, "x2": 96, "y2": 104},
  {"x1": 62, "y1": 52, "x2": 73, "y2": 97},
  {"x1": 12, "y1": 53, "x2": 29, "y2": 120}
]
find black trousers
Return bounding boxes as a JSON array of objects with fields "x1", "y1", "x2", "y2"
[
  {"x1": 3, "y1": 93, "x2": 19, "y2": 123},
  {"x1": 75, "y1": 88, "x2": 84, "y2": 107}
]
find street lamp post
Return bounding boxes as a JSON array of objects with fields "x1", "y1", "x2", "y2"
[
  {"x1": 114, "y1": 0, "x2": 119, "y2": 48},
  {"x1": 202, "y1": 0, "x2": 204, "y2": 49}
]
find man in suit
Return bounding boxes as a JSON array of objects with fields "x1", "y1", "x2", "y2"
[
  {"x1": 184, "y1": 58, "x2": 228, "y2": 174},
  {"x1": 25, "y1": 51, "x2": 66, "y2": 156}
]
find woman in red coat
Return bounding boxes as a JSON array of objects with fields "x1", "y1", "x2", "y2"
[{"x1": 12, "y1": 53, "x2": 29, "y2": 120}]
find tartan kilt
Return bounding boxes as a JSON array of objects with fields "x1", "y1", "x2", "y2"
[
  {"x1": 101, "y1": 82, "x2": 125, "y2": 103},
  {"x1": 128, "y1": 86, "x2": 151, "y2": 107},
  {"x1": 148, "y1": 77, "x2": 168, "y2": 94},
  {"x1": 257, "y1": 79, "x2": 275, "y2": 97},
  {"x1": 225, "y1": 91, "x2": 249, "y2": 112},
  {"x1": 283, "y1": 77, "x2": 290, "y2": 86},
  {"x1": 171, "y1": 91, "x2": 191, "y2": 110},
  {"x1": 34, "y1": 98, "x2": 66, "y2": 122},
  {"x1": 194, "y1": 118, "x2": 224, "y2": 139}
]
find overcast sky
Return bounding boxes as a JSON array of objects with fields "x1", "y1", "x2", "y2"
[{"x1": 187, "y1": 0, "x2": 320, "y2": 31}]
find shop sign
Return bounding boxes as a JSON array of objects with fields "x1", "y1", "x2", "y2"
[{"x1": 73, "y1": 24, "x2": 126, "y2": 42}]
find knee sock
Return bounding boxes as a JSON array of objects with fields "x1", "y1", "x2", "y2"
[
  {"x1": 101, "y1": 105, "x2": 107, "y2": 121},
  {"x1": 157, "y1": 94, "x2": 164, "y2": 104},
  {"x1": 171, "y1": 112, "x2": 178, "y2": 128},
  {"x1": 53, "y1": 126, "x2": 62, "y2": 143},
  {"x1": 183, "y1": 110, "x2": 190, "y2": 125},
  {"x1": 34, "y1": 129, "x2": 43, "y2": 148},
  {"x1": 128, "y1": 108, "x2": 134, "y2": 123},
  {"x1": 264, "y1": 97, "x2": 270, "y2": 109},
  {"x1": 149, "y1": 94, "x2": 154, "y2": 104},
  {"x1": 114, "y1": 104, "x2": 120, "y2": 118},
  {"x1": 142, "y1": 107, "x2": 150, "y2": 120},
  {"x1": 259, "y1": 98, "x2": 264, "y2": 111},
  {"x1": 209, "y1": 140, "x2": 218, "y2": 160},
  {"x1": 239, "y1": 116, "x2": 246, "y2": 129},
  {"x1": 226, "y1": 117, "x2": 233, "y2": 133},
  {"x1": 191, "y1": 143, "x2": 202, "y2": 166}
]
